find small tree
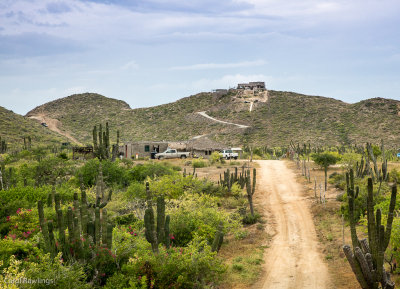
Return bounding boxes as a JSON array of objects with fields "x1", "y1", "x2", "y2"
[{"x1": 311, "y1": 152, "x2": 340, "y2": 191}]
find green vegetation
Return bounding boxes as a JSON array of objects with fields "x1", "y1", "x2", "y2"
[{"x1": 0, "y1": 145, "x2": 255, "y2": 288}]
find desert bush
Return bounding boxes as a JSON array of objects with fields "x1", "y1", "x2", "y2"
[
  {"x1": 242, "y1": 212, "x2": 261, "y2": 225},
  {"x1": 328, "y1": 172, "x2": 346, "y2": 190},
  {"x1": 114, "y1": 236, "x2": 226, "y2": 289},
  {"x1": 192, "y1": 159, "x2": 207, "y2": 168},
  {"x1": 168, "y1": 193, "x2": 242, "y2": 246},
  {"x1": 21, "y1": 253, "x2": 88, "y2": 289},
  {"x1": 76, "y1": 159, "x2": 128, "y2": 188},
  {"x1": 209, "y1": 152, "x2": 223, "y2": 164},
  {"x1": 128, "y1": 162, "x2": 177, "y2": 182},
  {"x1": 0, "y1": 238, "x2": 40, "y2": 269}
]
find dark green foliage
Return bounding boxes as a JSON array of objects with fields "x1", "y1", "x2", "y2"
[{"x1": 343, "y1": 169, "x2": 396, "y2": 289}]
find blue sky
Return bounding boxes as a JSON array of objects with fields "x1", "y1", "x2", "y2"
[{"x1": 1, "y1": 0, "x2": 400, "y2": 115}]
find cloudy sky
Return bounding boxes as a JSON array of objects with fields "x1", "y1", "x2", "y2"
[{"x1": 1, "y1": 0, "x2": 400, "y2": 115}]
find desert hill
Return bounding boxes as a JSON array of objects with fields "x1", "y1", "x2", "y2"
[
  {"x1": 0, "y1": 106, "x2": 68, "y2": 149},
  {"x1": 21, "y1": 90, "x2": 400, "y2": 148}
]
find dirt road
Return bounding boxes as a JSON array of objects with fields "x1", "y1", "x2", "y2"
[
  {"x1": 196, "y1": 111, "x2": 249, "y2": 128},
  {"x1": 253, "y1": 160, "x2": 330, "y2": 289},
  {"x1": 28, "y1": 114, "x2": 82, "y2": 145}
]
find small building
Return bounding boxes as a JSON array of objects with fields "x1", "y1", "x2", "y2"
[
  {"x1": 186, "y1": 137, "x2": 226, "y2": 159},
  {"x1": 120, "y1": 141, "x2": 169, "y2": 159},
  {"x1": 237, "y1": 82, "x2": 266, "y2": 90}
]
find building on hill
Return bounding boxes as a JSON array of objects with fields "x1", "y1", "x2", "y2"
[{"x1": 237, "y1": 82, "x2": 266, "y2": 90}]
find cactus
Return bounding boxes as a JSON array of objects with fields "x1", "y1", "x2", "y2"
[
  {"x1": 144, "y1": 183, "x2": 171, "y2": 253},
  {"x1": 37, "y1": 187, "x2": 113, "y2": 263},
  {"x1": 211, "y1": 222, "x2": 224, "y2": 252},
  {"x1": 343, "y1": 168, "x2": 396, "y2": 289},
  {"x1": 245, "y1": 168, "x2": 256, "y2": 216},
  {"x1": 0, "y1": 136, "x2": 7, "y2": 154}
]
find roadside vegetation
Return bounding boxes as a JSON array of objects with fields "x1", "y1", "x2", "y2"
[{"x1": 0, "y1": 131, "x2": 266, "y2": 288}]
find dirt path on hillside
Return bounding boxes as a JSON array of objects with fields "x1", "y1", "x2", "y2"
[
  {"x1": 253, "y1": 160, "x2": 331, "y2": 289},
  {"x1": 196, "y1": 111, "x2": 249, "y2": 128},
  {"x1": 28, "y1": 114, "x2": 82, "y2": 145}
]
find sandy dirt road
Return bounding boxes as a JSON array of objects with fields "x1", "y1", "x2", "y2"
[{"x1": 253, "y1": 160, "x2": 330, "y2": 289}]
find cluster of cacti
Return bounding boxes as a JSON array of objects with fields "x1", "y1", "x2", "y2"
[
  {"x1": 211, "y1": 222, "x2": 224, "y2": 252},
  {"x1": 343, "y1": 168, "x2": 396, "y2": 289},
  {"x1": 40, "y1": 182, "x2": 113, "y2": 262},
  {"x1": 356, "y1": 142, "x2": 389, "y2": 183},
  {"x1": 144, "y1": 182, "x2": 170, "y2": 253},
  {"x1": 0, "y1": 136, "x2": 7, "y2": 153},
  {"x1": 93, "y1": 123, "x2": 110, "y2": 160},
  {"x1": 219, "y1": 167, "x2": 248, "y2": 191},
  {"x1": 245, "y1": 168, "x2": 256, "y2": 216}
]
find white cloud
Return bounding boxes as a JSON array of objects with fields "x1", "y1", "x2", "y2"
[
  {"x1": 121, "y1": 60, "x2": 139, "y2": 70},
  {"x1": 170, "y1": 60, "x2": 266, "y2": 71}
]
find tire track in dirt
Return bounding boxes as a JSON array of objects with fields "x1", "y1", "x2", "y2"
[{"x1": 253, "y1": 160, "x2": 330, "y2": 289}]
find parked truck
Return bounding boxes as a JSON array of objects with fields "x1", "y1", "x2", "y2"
[
  {"x1": 219, "y1": 149, "x2": 238, "y2": 160},
  {"x1": 155, "y1": 149, "x2": 190, "y2": 159}
]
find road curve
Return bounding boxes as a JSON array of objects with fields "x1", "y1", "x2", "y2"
[
  {"x1": 196, "y1": 111, "x2": 249, "y2": 128},
  {"x1": 253, "y1": 160, "x2": 330, "y2": 289}
]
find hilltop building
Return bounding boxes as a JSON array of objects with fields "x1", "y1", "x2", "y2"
[{"x1": 237, "y1": 82, "x2": 265, "y2": 90}]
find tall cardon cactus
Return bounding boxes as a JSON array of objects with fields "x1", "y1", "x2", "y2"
[
  {"x1": 245, "y1": 168, "x2": 256, "y2": 216},
  {"x1": 144, "y1": 182, "x2": 171, "y2": 253},
  {"x1": 343, "y1": 168, "x2": 396, "y2": 289},
  {"x1": 38, "y1": 187, "x2": 113, "y2": 262}
]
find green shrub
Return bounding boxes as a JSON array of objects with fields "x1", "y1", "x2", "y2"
[
  {"x1": 328, "y1": 172, "x2": 346, "y2": 190},
  {"x1": 192, "y1": 159, "x2": 207, "y2": 168},
  {"x1": 128, "y1": 162, "x2": 176, "y2": 182},
  {"x1": 209, "y1": 152, "x2": 222, "y2": 164},
  {"x1": 0, "y1": 185, "x2": 52, "y2": 220},
  {"x1": 119, "y1": 236, "x2": 226, "y2": 289},
  {"x1": 0, "y1": 238, "x2": 40, "y2": 269},
  {"x1": 23, "y1": 253, "x2": 89, "y2": 289},
  {"x1": 242, "y1": 212, "x2": 261, "y2": 225},
  {"x1": 168, "y1": 193, "x2": 242, "y2": 246},
  {"x1": 5, "y1": 208, "x2": 39, "y2": 240},
  {"x1": 76, "y1": 159, "x2": 128, "y2": 188}
]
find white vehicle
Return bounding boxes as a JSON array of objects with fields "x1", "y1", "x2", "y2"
[
  {"x1": 155, "y1": 149, "x2": 190, "y2": 159},
  {"x1": 219, "y1": 149, "x2": 238, "y2": 160}
]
